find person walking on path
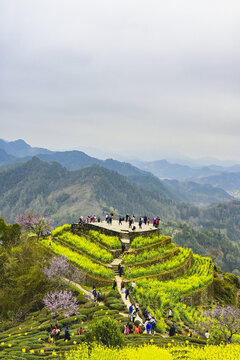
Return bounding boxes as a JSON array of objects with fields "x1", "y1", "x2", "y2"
[
  {"x1": 150, "y1": 318, "x2": 156, "y2": 335},
  {"x1": 131, "y1": 281, "x2": 136, "y2": 291},
  {"x1": 121, "y1": 280, "x2": 125, "y2": 292},
  {"x1": 125, "y1": 288, "x2": 129, "y2": 300},
  {"x1": 169, "y1": 324, "x2": 176, "y2": 337},
  {"x1": 132, "y1": 310, "x2": 137, "y2": 323},
  {"x1": 168, "y1": 308, "x2": 173, "y2": 319},
  {"x1": 119, "y1": 216, "x2": 122, "y2": 225},
  {"x1": 113, "y1": 280, "x2": 117, "y2": 290},
  {"x1": 146, "y1": 322, "x2": 151, "y2": 334},
  {"x1": 122, "y1": 243, "x2": 125, "y2": 253}
]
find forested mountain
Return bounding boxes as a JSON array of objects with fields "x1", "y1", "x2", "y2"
[
  {"x1": 0, "y1": 149, "x2": 16, "y2": 166},
  {"x1": 0, "y1": 157, "x2": 182, "y2": 226},
  {"x1": 197, "y1": 172, "x2": 240, "y2": 191},
  {"x1": 0, "y1": 139, "x2": 51, "y2": 158},
  {"x1": 161, "y1": 221, "x2": 240, "y2": 274},
  {"x1": 164, "y1": 179, "x2": 233, "y2": 205}
]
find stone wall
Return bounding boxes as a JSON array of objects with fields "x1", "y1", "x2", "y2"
[
  {"x1": 77, "y1": 268, "x2": 113, "y2": 287},
  {"x1": 71, "y1": 223, "x2": 124, "y2": 239},
  {"x1": 71, "y1": 222, "x2": 159, "y2": 242},
  {"x1": 180, "y1": 281, "x2": 214, "y2": 306},
  {"x1": 128, "y1": 228, "x2": 159, "y2": 242}
]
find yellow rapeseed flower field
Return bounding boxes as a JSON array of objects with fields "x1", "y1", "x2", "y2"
[{"x1": 64, "y1": 343, "x2": 240, "y2": 360}]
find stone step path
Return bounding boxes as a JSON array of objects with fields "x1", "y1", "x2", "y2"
[
  {"x1": 111, "y1": 257, "x2": 122, "y2": 275},
  {"x1": 121, "y1": 237, "x2": 131, "y2": 250},
  {"x1": 115, "y1": 274, "x2": 143, "y2": 324}
]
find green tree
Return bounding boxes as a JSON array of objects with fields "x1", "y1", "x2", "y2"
[
  {"x1": 85, "y1": 317, "x2": 124, "y2": 348},
  {"x1": 0, "y1": 217, "x2": 21, "y2": 247},
  {"x1": 0, "y1": 235, "x2": 51, "y2": 318}
]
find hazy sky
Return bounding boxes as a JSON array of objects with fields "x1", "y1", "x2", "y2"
[{"x1": 1, "y1": 0, "x2": 240, "y2": 160}]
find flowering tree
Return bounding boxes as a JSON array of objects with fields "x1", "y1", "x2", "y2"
[
  {"x1": 43, "y1": 255, "x2": 79, "y2": 283},
  {"x1": 200, "y1": 306, "x2": 240, "y2": 341},
  {"x1": 43, "y1": 290, "x2": 79, "y2": 317},
  {"x1": 16, "y1": 212, "x2": 51, "y2": 239}
]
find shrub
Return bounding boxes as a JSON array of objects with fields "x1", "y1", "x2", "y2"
[{"x1": 85, "y1": 317, "x2": 125, "y2": 348}]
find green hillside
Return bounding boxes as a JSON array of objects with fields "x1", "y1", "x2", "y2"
[
  {"x1": 1, "y1": 221, "x2": 240, "y2": 359},
  {"x1": 0, "y1": 157, "x2": 180, "y2": 225}
]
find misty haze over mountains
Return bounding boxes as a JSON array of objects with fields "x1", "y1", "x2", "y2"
[{"x1": 1, "y1": 139, "x2": 240, "y2": 196}]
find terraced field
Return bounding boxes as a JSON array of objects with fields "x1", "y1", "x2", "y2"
[{"x1": 2, "y1": 223, "x2": 239, "y2": 359}]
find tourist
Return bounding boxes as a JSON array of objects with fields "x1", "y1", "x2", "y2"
[
  {"x1": 55, "y1": 327, "x2": 60, "y2": 340},
  {"x1": 129, "y1": 218, "x2": 132, "y2": 228},
  {"x1": 150, "y1": 318, "x2": 156, "y2": 334},
  {"x1": 132, "y1": 225, "x2": 136, "y2": 231},
  {"x1": 131, "y1": 281, "x2": 136, "y2": 290},
  {"x1": 97, "y1": 289, "x2": 102, "y2": 301},
  {"x1": 169, "y1": 324, "x2": 176, "y2": 337},
  {"x1": 92, "y1": 285, "x2": 97, "y2": 300},
  {"x1": 124, "y1": 324, "x2": 130, "y2": 335},
  {"x1": 133, "y1": 325, "x2": 139, "y2": 334},
  {"x1": 138, "y1": 324, "x2": 142, "y2": 333},
  {"x1": 146, "y1": 322, "x2": 151, "y2": 334},
  {"x1": 132, "y1": 310, "x2": 137, "y2": 323},
  {"x1": 139, "y1": 219, "x2": 142, "y2": 229},
  {"x1": 168, "y1": 308, "x2": 173, "y2": 319},
  {"x1": 77, "y1": 327, "x2": 83, "y2": 335},
  {"x1": 205, "y1": 330, "x2": 210, "y2": 340},
  {"x1": 64, "y1": 327, "x2": 71, "y2": 341},
  {"x1": 135, "y1": 302, "x2": 139, "y2": 313},
  {"x1": 119, "y1": 265, "x2": 123, "y2": 277},
  {"x1": 122, "y1": 243, "x2": 126, "y2": 253},
  {"x1": 147, "y1": 217, "x2": 150, "y2": 225},
  {"x1": 125, "y1": 288, "x2": 129, "y2": 300},
  {"x1": 128, "y1": 322, "x2": 133, "y2": 334},
  {"x1": 121, "y1": 280, "x2": 125, "y2": 291},
  {"x1": 125, "y1": 214, "x2": 129, "y2": 222},
  {"x1": 119, "y1": 216, "x2": 122, "y2": 225},
  {"x1": 50, "y1": 327, "x2": 57, "y2": 340},
  {"x1": 113, "y1": 280, "x2": 117, "y2": 290},
  {"x1": 129, "y1": 304, "x2": 133, "y2": 316}
]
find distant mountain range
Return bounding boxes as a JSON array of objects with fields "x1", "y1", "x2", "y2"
[
  {"x1": 132, "y1": 159, "x2": 240, "y2": 180},
  {"x1": 0, "y1": 138, "x2": 236, "y2": 206}
]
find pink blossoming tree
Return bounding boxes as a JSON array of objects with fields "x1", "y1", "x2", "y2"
[{"x1": 43, "y1": 290, "x2": 79, "y2": 317}]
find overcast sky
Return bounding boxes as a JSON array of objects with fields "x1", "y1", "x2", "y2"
[{"x1": 1, "y1": 0, "x2": 240, "y2": 161}]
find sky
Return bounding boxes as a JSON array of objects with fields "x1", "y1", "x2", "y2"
[{"x1": 1, "y1": 0, "x2": 240, "y2": 161}]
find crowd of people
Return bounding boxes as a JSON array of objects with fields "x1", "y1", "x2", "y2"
[
  {"x1": 78, "y1": 215, "x2": 101, "y2": 224},
  {"x1": 77, "y1": 213, "x2": 161, "y2": 231},
  {"x1": 50, "y1": 321, "x2": 84, "y2": 342}
]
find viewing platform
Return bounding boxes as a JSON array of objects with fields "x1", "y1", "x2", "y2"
[{"x1": 71, "y1": 219, "x2": 160, "y2": 241}]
